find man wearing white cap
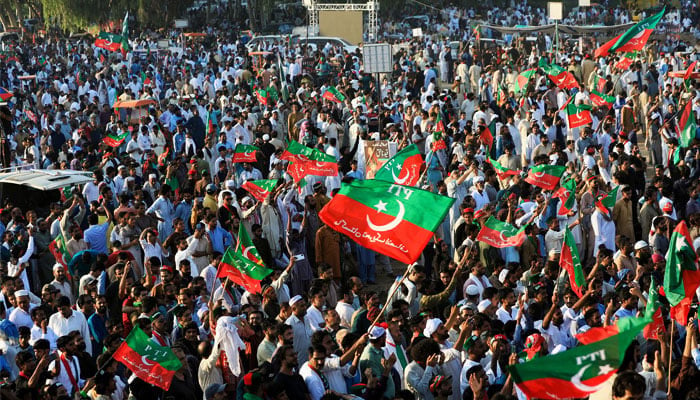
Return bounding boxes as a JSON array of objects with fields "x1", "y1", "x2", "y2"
[
  {"x1": 361, "y1": 326, "x2": 395, "y2": 398},
  {"x1": 423, "y1": 318, "x2": 462, "y2": 400},
  {"x1": 8, "y1": 290, "x2": 33, "y2": 329},
  {"x1": 50, "y1": 264, "x2": 74, "y2": 303},
  {"x1": 285, "y1": 295, "x2": 312, "y2": 365}
]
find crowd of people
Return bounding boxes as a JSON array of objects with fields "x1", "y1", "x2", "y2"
[{"x1": 0, "y1": 2, "x2": 697, "y2": 400}]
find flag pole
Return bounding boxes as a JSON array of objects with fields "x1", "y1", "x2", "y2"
[
  {"x1": 367, "y1": 241, "x2": 473, "y2": 332},
  {"x1": 667, "y1": 320, "x2": 674, "y2": 396}
]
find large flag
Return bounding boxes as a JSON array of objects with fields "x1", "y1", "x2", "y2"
[
  {"x1": 524, "y1": 164, "x2": 566, "y2": 191},
  {"x1": 233, "y1": 144, "x2": 259, "y2": 163},
  {"x1": 511, "y1": 317, "x2": 650, "y2": 400},
  {"x1": 594, "y1": 34, "x2": 621, "y2": 58},
  {"x1": 95, "y1": 32, "x2": 125, "y2": 52},
  {"x1": 561, "y1": 227, "x2": 586, "y2": 297},
  {"x1": 488, "y1": 157, "x2": 520, "y2": 180},
  {"x1": 318, "y1": 179, "x2": 454, "y2": 264},
  {"x1": 280, "y1": 141, "x2": 338, "y2": 176},
  {"x1": 113, "y1": 326, "x2": 182, "y2": 390},
  {"x1": 375, "y1": 144, "x2": 424, "y2": 187},
  {"x1": 595, "y1": 186, "x2": 619, "y2": 216},
  {"x1": 103, "y1": 131, "x2": 129, "y2": 147},
  {"x1": 322, "y1": 86, "x2": 346, "y2": 103},
  {"x1": 476, "y1": 216, "x2": 527, "y2": 248},
  {"x1": 609, "y1": 8, "x2": 665, "y2": 53},
  {"x1": 216, "y1": 227, "x2": 273, "y2": 294},
  {"x1": 554, "y1": 177, "x2": 576, "y2": 215},
  {"x1": 242, "y1": 179, "x2": 278, "y2": 202},
  {"x1": 565, "y1": 102, "x2": 593, "y2": 129},
  {"x1": 643, "y1": 276, "x2": 665, "y2": 340},
  {"x1": 663, "y1": 220, "x2": 700, "y2": 306},
  {"x1": 679, "y1": 100, "x2": 697, "y2": 148},
  {"x1": 514, "y1": 69, "x2": 536, "y2": 95}
]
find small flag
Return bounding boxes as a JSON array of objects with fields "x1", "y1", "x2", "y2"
[
  {"x1": 554, "y1": 177, "x2": 576, "y2": 215},
  {"x1": 233, "y1": 144, "x2": 259, "y2": 163},
  {"x1": 643, "y1": 276, "x2": 665, "y2": 340},
  {"x1": 487, "y1": 157, "x2": 519, "y2": 180},
  {"x1": 95, "y1": 31, "x2": 125, "y2": 52},
  {"x1": 25, "y1": 109, "x2": 37, "y2": 123},
  {"x1": 594, "y1": 186, "x2": 618, "y2": 216},
  {"x1": 679, "y1": 100, "x2": 697, "y2": 148},
  {"x1": 590, "y1": 90, "x2": 614, "y2": 109},
  {"x1": 113, "y1": 326, "x2": 182, "y2": 390},
  {"x1": 663, "y1": 220, "x2": 700, "y2": 306},
  {"x1": 514, "y1": 69, "x2": 536, "y2": 95},
  {"x1": 49, "y1": 231, "x2": 70, "y2": 272},
  {"x1": 216, "y1": 226, "x2": 273, "y2": 294},
  {"x1": 524, "y1": 164, "x2": 566, "y2": 191},
  {"x1": 565, "y1": 102, "x2": 593, "y2": 129},
  {"x1": 539, "y1": 60, "x2": 579, "y2": 90},
  {"x1": 592, "y1": 75, "x2": 607, "y2": 93},
  {"x1": 476, "y1": 216, "x2": 527, "y2": 248},
  {"x1": 103, "y1": 131, "x2": 129, "y2": 147},
  {"x1": 255, "y1": 89, "x2": 269, "y2": 105},
  {"x1": 561, "y1": 227, "x2": 586, "y2": 297},
  {"x1": 241, "y1": 179, "x2": 278, "y2": 202},
  {"x1": 432, "y1": 114, "x2": 448, "y2": 151},
  {"x1": 318, "y1": 179, "x2": 454, "y2": 264},
  {"x1": 280, "y1": 141, "x2": 338, "y2": 176},
  {"x1": 322, "y1": 86, "x2": 346, "y2": 103},
  {"x1": 614, "y1": 52, "x2": 636, "y2": 70},
  {"x1": 0, "y1": 87, "x2": 13, "y2": 101},
  {"x1": 375, "y1": 144, "x2": 424, "y2": 187}
]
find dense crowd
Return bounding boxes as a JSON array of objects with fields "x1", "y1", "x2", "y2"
[{"x1": 0, "y1": 2, "x2": 697, "y2": 400}]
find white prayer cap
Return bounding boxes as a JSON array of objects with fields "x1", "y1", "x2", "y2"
[
  {"x1": 477, "y1": 299, "x2": 492, "y2": 312},
  {"x1": 14, "y1": 290, "x2": 29, "y2": 297},
  {"x1": 368, "y1": 326, "x2": 386, "y2": 340},
  {"x1": 289, "y1": 295, "x2": 303, "y2": 307},
  {"x1": 423, "y1": 318, "x2": 443, "y2": 337}
]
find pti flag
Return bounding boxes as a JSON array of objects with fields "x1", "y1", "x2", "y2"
[
  {"x1": 561, "y1": 227, "x2": 586, "y2": 297},
  {"x1": 524, "y1": 164, "x2": 566, "y2": 191},
  {"x1": 614, "y1": 52, "x2": 636, "y2": 70},
  {"x1": 590, "y1": 90, "x2": 614, "y2": 108},
  {"x1": 643, "y1": 276, "x2": 665, "y2": 340},
  {"x1": 679, "y1": 99, "x2": 697, "y2": 148},
  {"x1": 233, "y1": 144, "x2": 259, "y2": 163},
  {"x1": 488, "y1": 157, "x2": 520, "y2": 180},
  {"x1": 539, "y1": 60, "x2": 579, "y2": 90},
  {"x1": 49, "y1": 231, "x2": 70, "y2": 272},
  {"x1": 280, "y1": 141, "x2": 338, "y2": 176},
  {"x1": 609, "y1": 8, "x2": 665, "y2": 53},
  {"x1": 663, "y1": 220, "x2": 700, "y2": 306},
  {"x1": 216, "y1": 227, "x2": 273, "y2": 294},
  {"x1": 432, "y1": 114, "x2": 448, "y2": 151},
  {"x1": 375, "y1": 144, "x2": 424, "y2": 187},
  {"x1": 514, "y1": 69, "x2": 536, "y2": 95},
  {"x1": 511, "y1": 317, "x2": 650, "y2": 400},
  {"x1": 255, "y1": 89, "x2": 269, "y2": 105},
  {"x1": 565, "y1": 102, "x2": 593, "y2": 129},
  {"x1": 103, "y1": 131, "x2": 129, "y2": 147},
  {"x1": 242, "y1": 179, "x2": 278, "y2": 202},
  {"x1": 595, "y1": 186, "x2": 619, "y2": 216},
  {"x1": 476, "y1": 217, "x2": 527, "y2": 248},
  {"x1": 319, "y1": 179, "x2": 454, "y2": 264},
  {"x1": 95, "y1": 32, "x2": 124, "y2": 52},
  {"x1": 113, "y1": 326, "x2": 182, "y2": 390},
  {"x1": 554, "y1": 177, "x2": 576, "y2": 215},
  {"x1": 323, "y1": 86, "x2": 346, "y2": 103}
]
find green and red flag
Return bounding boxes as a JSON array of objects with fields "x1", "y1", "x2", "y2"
[
  {"x1": 614, "y1": 52, "x2": 636, "y2": 70},
  {"x1": 280, "y1": 141, "x2": 339, "y2": 176},
  {"x1": 565, "y1": 102, "x2": 593, "y2": 129},
  {"x1": 375, "y1": 144, "x2": 424, "y2": 187},
  {"x1": 594, "y1": 185, "x2": 619, "y2": 216},
  {"x1": 679, "y1": 99, "x2": 697, "y2": 148},
  {"x1": 561, "y1": 226, "x2": 586, "y2": 297},
  {"x1": 554, "y1": 177, "x2": 576, "y2": 215},
  {"x1": 95, "y1": 32, "x2": 125, "y2": 52},
  {"x1": 473, "y1": 25, "x2": 481, "y2": 41},
  {"x1": 487, "y1": 157, "x2": 519, "y2": 180},
  {"x1": 158, "y1": 147, "x2": 170, "y2": 167},
  {"x1": 113, "y1": 326, "x2": 182, "y2": 390},
  {"x1": 496, "y1": 84, "x2": 508, "y2": 107},
  {"x1": 242, "y1": 179, "x2": 278, "y2": 202},
  {"x1": 594, "y1": 34, "x2": 621, "y2": 58},
  {"x1": 322, "y1": 86, "x2": 346, "y2": 103},
  {"x1": 590, "y1": 90, "x2": 614, "y2": 109},
  {"x1": 663, "y1": 220, "x2": 700, "y2": 307},
  {"x1": 643, "y1": 276, "x2": 665, "y2": 340},
  {"x1": 512, "y1": 316, "x2": 649, "y2": 400},
  {"x1": 524, "y1": 164, "x2": 566, "y2": 191},
  {"x1": 514, "y1": 69, "x2": 536, "y2": 95},
  {"x1": 432, "y1": 114, "x2": 447, "y2": 151},
  {"x1": 318, "y1": 179, "x2": 454, "y2": 264},
  {"x1": 103, "y1": 131, "x2": 129, "y2": 147},
  {"x1": 539, "y1": 60, "x2": 579, "y2": 90},
  {"x1": 609, "y1": 8, "x2": 665, "y2": 54},
  {"x1": 255, "y1": 89, "x2": 269, "y2": 105},
  {"x1": 216, "y1": 227, "x2": 273, "y2": 294},
  {"x1": 49, "y1": 231, "x2": 70, "y2": 272},
  {"x1": 233, "y1": 144, "x2": 259, "y2": 163},
  {"x1": 592, "y1": 75, "x2": 607, "y2": 93},
  {"x1": 479, "y1": 123, "x2": 494, "y2": 151},
  {"x1": 476, "y1": 216, "x2": 527, "y2": 248}
]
